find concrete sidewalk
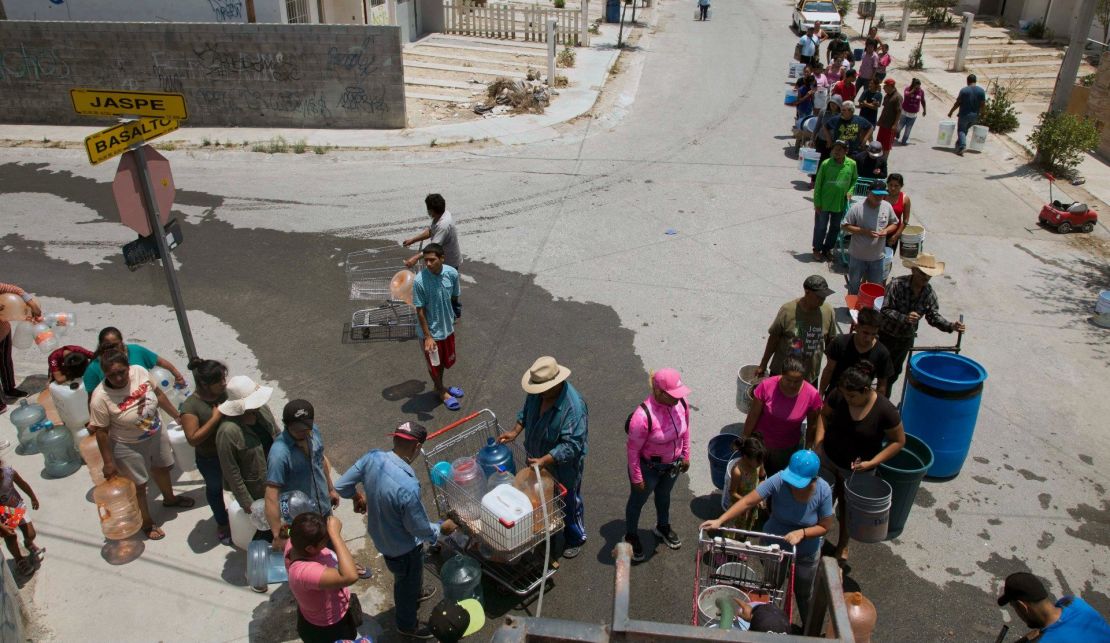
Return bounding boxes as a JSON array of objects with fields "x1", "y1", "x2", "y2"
[{"x1": 0, "y1": 23, "x2": 631, "y2": 151}]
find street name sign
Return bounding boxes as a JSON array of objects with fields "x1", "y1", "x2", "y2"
[
  {"x1": 70, "y1": 89, "x2": 188, "y2": 120},
  {"x1": 84, "y1": 117, "x2": 179, "y2": 165}
]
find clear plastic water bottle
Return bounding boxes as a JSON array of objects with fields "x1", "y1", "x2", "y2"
[
  {"x1": 487, "y1": 465, "x2": 515, "y2": 488},
  {"x1": 429, "y1": 344, "x2": 441, "y2": 367},
  {"x1": 35, "y1": 420, "x2": 82, "y2": 479},
  {"x1": 32, "y1": 321, "x2": 59, "y2": 353}
]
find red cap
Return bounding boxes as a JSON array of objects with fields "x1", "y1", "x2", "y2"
[{"x1": 883, "y1": 78, "x2": 896, "y2": 85}]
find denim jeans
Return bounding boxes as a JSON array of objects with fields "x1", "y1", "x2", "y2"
[
  {"x1": 896, "y1": 113, "x2": 918, "y2": 142},
  {"x1": 195, "y1": 453, "x2": 229, "y2": 527},
  {"x1": 957, "y1": 113, "x2": 978, "y2": 150},
  {"x1": 812, "y1": 210, "x2": 844, "y2": 253},
  {"x1": 795, "y1": 554, "x2": 820, "y2": 627},
  {"x1": 624, "y1": 461, "x2": 679, "y2": 534},
  {"x1": 848, "y1": 255, "x2": 885, "y2": 294},
  {"x1": 383, "y1": 545, "x2": 424, "y2": 632},
  {"x1": 698, "y1": 4, "x2": 708, "y2": 19}
]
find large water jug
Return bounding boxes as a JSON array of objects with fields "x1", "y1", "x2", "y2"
[
  {"x1": 11, "y1": 321, "x2": 34, "y2": 349},
  {"x1": 481, "y1": 484, "x2": 533, "y2": 530},
  {"x1": 149, "y1": 367, "x2": 188, "y2": 408},
  {"x1": 247, "y1": 539, "x2": 287, "y2": 589},
  {"x1": 487, "y1": 466, "x2": 515, "y2": 488},
  {"x1": 477, "y1": 437, "x2": 515, "y2": 479},
  {"x1": 227, "y1": 497, "x2": 256, "y2": 551},
  {"x1": 451, "y1": 456, "x2": 485, "y2": 498},
  {"x1": 35, "y1": 420, "x2": 82, "y2": 478},
  {"x1": 11, "y1": 399, "x2": 46, "y2": 455},
  {"x1": 94, "y1": 477, "x2": 142, "y2": 540},
  {"x1": 279, "y1": 490, "x2": 317, "y2": 524},
  {"x1": 32, "y1": 321, "x2": 58, "y2": 353},
  {"x1": 166, "y1": 421, "x2": 196, "y2": 475},
  {"x1": 49, "y1": 380, "x2": 90, "y2": 436},
  {"x1": 80, "y1": 434, "x2": 106, "y2": 486},
  {"x1": 441, "y1": 554, "x2": 484, "y2": 604},
  {"x1": 45, "y1": 312, "x2": 77, "y2": 337}
]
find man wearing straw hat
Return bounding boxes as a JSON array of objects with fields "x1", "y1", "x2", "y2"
[
  {"x1": 497, "y1": 356, "x2": 589, "y2": 558},
  {"x1": 878, "y1": 254, "x2": 967, "y2": 392}
]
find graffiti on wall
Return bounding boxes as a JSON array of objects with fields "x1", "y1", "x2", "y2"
[
  {"x1": 337, "y1": 86, "x2": 389, "y2": 113},
  {"x1": 208, "y1": 0, "x2": 244, "y2": 21},
  {"x1": 327, "y1": 37, "x2": 379, "y2": 77},
  {"x1": 0, "y1": 44, "x2": 71, "y2": 83}
]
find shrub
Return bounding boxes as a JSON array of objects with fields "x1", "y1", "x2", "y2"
[
  {"x1": 557, "y1": 46, "x2": 576, "y2": 68},
  {"x1": 292, "y1": 139, "x2": 307, "y2": 154},
  {"x1": 554, "y1": 0, "x2": 565, "y2": 7},
  {"x1": 1080, "y1": 73, "x2": 1096, "y2": 87},
  {"x1": 1027, "y1": 20, "x2": 1049, "y2": 39},
  {"x1": 906, "y1": 44, "x2": 924, "y2": 69},
  {"x1": 835, "y1": 0, "x2": 852, "y2": 16},
  {"x1": 978, "y1": 83, "x2": 1020, "y2": 134},
  {"x1": 1027, "y1": 111, "x2": 1100, "y2": 176}
]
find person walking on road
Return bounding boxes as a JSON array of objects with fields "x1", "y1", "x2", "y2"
[
  {"x1": 756, "y1": 276, "x2": 837, "y2": 385},
  {"x1": 180, "y1": 359, "x2": 232, "y2": 545},
  {"x1": 697, "y1": 0, "x2": 710, "y2": 20},
  {"x1": 842, "y1": 180, "x2": 897, "y2": 294},
  {"x1": 876, "y1": 78, "x2": 902, "y2": 158},
  {"x1": 623, "y1": 368, "x2": 692, "y2": 562},
  {"x1": 403, "y1": 193, "x2": 462, "y2": 271},
  {"x1": 812, "y1": 139, "x2": 858, "y2": 260},
  {"x1": 878, "y1": 254, "x2": 966, "y2": 391},
  {"x1": 498, "y1": 356, "x2": 589, "y2": 558},
  {"x1": 896, "y1": 79, "x2": 927, "y2": 144},
  {"x1": 285, "y1": 512, "x2": 364, "y2": 643},
  {"x1": 335, "y1": 422, "x2": 457, "y2": 640},
  {"x1": 819, "y1": 307, "x2": 894, "y2": 396},
  {"x1": 997, "y1": 572, "x2": 1110, "y2": 642},
  {"x1": 948, "y1": 74, "x2": 986, "y2": 156},
  {"x1": 413, "y1": 243, "x2": 463, "y2": 411}
]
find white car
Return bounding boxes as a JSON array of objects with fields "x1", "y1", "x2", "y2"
[{"x1": 793, "y1": 1, "x2": 842, "y2": 34}]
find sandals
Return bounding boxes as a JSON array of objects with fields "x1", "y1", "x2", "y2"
[
  {"x1": 28, "y1": 546, "x2": 45, "y2": 561},
  {"x1": 356, "y1": 564, "x2": 373, "y2": 580},
  {"x1": 447, "y1": 386, "x2": 465, "y2": 399},
  {"x1": 142, "y1": 525, "x2": 166, "y2": 540},
  {"x1": 15, "y1": 558, "x2": 33, "y2": 575},
  {"x1": 162, "y1": 496, "x2": 196, "y2": 509},
  {"x1": 443, "y1": 396, "x2": 461, "y2": 411}
]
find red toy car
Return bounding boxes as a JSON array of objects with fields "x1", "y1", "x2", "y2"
[{"x1": 1038, "y1": 173, "x2": 1098, "y2": 233}]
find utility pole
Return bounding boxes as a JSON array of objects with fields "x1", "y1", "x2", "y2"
[
  {"x1": 1049, "y1": 0, "x2": 1098, "y2": 113},
  {"x1": 898, "y1": 0, "x2": 911, "y2": 40}
]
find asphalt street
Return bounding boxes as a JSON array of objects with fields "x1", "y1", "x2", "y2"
[{"x1": 2, "y1": 0, "x2": 1109, "y2": 639}]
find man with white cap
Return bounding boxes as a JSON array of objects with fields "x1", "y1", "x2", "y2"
[
  {"x1": 335, "y1": 422, "x2": 456, "y2": 639},
  {"x1": 879, "y1": 254, "x2": 966, "y2": 392},
  {"x1": 623, "y1": 368, "x2": 692, "y2": 562},
  {"x1": 214, "y1": 375, "x2": 278, "y2": 528},
  {"x1": 497, "y1": 356, "x2": 589, "y2": 558}
]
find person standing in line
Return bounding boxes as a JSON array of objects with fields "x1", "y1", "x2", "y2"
[
  {"x1": 897, "y1": 79, "x2": 927, "y2": 144},
  {"x1": 284, "y1": 512, "x2": 363, "y2": 643},
  {"x1": 46, "y1": 345, "x2": 94, "y2": 384},
  {"x1": 884, "y1": 173, "x2": 911, "y2": 249},
  {"x1": 856, "y1": 77, "x2": 882, "y2": 125},
  {"x1": 334, "y1": 422, "x2": 456, "y2": 640},
  {"x1": 825, "y1": 101, "x2": 873, "y2": 156},
  {"x1": 811, "y1": 139, "x2": 858, "y2": 260},
  {"x1": 497, "y1": 356, "x2": 589, "y2": 558},
  {"x1": 819, "y1": 307, "x2": 895, "y2": 396},
  {"x1": 842, "y1": 181, "x2": 898, "y2": 294},
  {"x1": 854, "y1": 42, "x2": 879, "y2": 100},
  {"x1": 83, "y1": 326, "x2": 186, "y2": 394},
  {"x1": 948, "y1": 74, "x2": 986, "y2": 156},
  {"x1": 830, "y1": 69, "x2": 858, "y2": 103},
  {"x1": 876, "y1": 78, "x2": 902, "y2": 159},
  {"x1": 403, "y1": 193, "x2": 462, "y2": 272},
  {"x1": 854, "y1": 141, "x2": 888, "y2": 180},
  {"x1": 826, "y1": 31, "x2": 851, "y2": 66},
  {"x1": 878, "y1": 255, "x2": 966, "y2": 391},
  {"x1": 413, "y1": 243, "x2": 463, "y2": 411},
  {"x1": 743, "y1": 355, "x2": 824, "y2": 476},
  {"x1": 996, "y1": 572, "x2": 1110, "y2": 642},
  {"x1": 0, "y1": 283, "x2": 43, "y2": 413},
  {"x1": 623, "y1": 368, "x2": 692, "y2": 562},
  {"x1": 812, "y1": 95, "x2": 844, "y2": 180},
  {"x1": 798, "y1": 26, "x2": 820, "y2": 66},
  {"x1": 697, "y1": 0, "x2": 710, "y2": 20},
  {"x1": 756, "y1": 275, "x2": 838, "y2": 384},
  {"x1": 179, "y1": 359, "x2": 232, "y2": 546},
  {"x1": 874, "y1": 43, "x2": 892, "y2": 83}
]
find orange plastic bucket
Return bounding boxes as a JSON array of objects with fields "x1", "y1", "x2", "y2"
[{"x1": 858, "y1": 282, "x2": 886, "y2": 309}]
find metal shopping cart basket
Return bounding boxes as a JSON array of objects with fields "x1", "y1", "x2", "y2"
[
  {"x1": 692, "y1": 528, "x2": 796, "y2": 626},
  {"x1": 422, "y1": 410, "x2": 567, "y2": 596},
  {"x1": 832, "y1": 177, "x2": 880, "y2": 269},
  {"x1": 345, "y1": 246, "x2": 419, "y2": 341}
]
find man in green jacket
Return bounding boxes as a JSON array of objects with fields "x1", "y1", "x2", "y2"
[{"x1": 812, "y1": 139, "x2": 858, "y2": 261}]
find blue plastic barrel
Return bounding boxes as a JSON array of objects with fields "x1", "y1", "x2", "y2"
[
  {"x1": 606, "y1": 0, "x2": 621, "y2": 22},
  {"x1": 708, "y1": 434, "x2": 739, "y2": 490},
  {"x1": 901, "y1": 353, "x2": 987, "y2": 478}
]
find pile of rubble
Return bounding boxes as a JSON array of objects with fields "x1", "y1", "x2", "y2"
[{"x1": 474, "y1": 72, "x2": 558, "y2": 116}]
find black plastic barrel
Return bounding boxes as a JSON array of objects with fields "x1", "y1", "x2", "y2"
[{"x1": 878, "y1": 432, "x2": 934, "y2": 540}]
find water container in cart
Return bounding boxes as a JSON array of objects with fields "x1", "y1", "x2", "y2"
[{"x1": 477, "y1": 437, "x2": 515, "y2": 479}]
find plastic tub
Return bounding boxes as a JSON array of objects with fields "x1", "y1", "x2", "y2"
[
  {"x1": 900, "y1": 225, "x2": 925, "y2": 259},
  {"x1": 968, "y1": 125, "x2": 989, "y2": 151},
  {"x1": 708, "y1": 434, "x2": 739, "y2": 490},
  {"x1": 698, "y1": 585, "x2": 747, "y2": 623},
  {"x1": 799, "y1": 148, "x2": 821, "y2": 174},
  {"x1": 845, "y1": 474, "x2": 891, "y2": 543},
  {"x1": 735, "y1": 365, "x2": 765, "y2": 413},
  {"x1": 858, "y1": 282, "x2": 886, "y2": 310},
  {"x1": 1096, "y1": 290, "x2": 1110, "y2": 314},
  {"x1": 902, "y1": 353, "x2": 988, "y2": 478},
  {"x1": 936, "y1": 121, "x2": 957, "y2": 147},
  {"x1": 878, "y1": 433, "x2": 934, "y2": 539}
]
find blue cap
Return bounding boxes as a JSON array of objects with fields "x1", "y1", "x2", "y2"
[{"x1": 781, "y1": 450, "x2": 820, "y2": 488}]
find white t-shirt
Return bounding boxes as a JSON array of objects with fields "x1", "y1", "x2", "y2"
[
  {"x1": 430, "y1": 210, "x2": 462, "y2": 269},
  {"x1": 88, "y1": 365, "x2": 163, "y2": 444}
]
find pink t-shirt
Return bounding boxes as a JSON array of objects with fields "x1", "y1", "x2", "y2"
[
  {"x1": 752, "y1": 377, "x2": 823, "y2": 449},
  {"x1": 626, "y1": 396, "x2": 692, "y2": 484},
  {"x1": 284, "y1": 540, "x2": 351, "y2": 627}
]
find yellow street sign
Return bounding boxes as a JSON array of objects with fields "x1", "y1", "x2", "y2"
[
  {"x1": 71, "y1": 89, "x2": 188, "y2": 120},
  {"x1": 84, "y1": 117, "x2": 180, "y2": 165}
]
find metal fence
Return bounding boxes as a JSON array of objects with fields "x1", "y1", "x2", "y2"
[{"x1": 443, "y1": 2, "x2": 582, "y2": 45}]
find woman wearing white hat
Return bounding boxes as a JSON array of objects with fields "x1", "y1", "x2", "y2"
[{"x1": 215, "y1": 375, "x2": 278, "y2": 527}]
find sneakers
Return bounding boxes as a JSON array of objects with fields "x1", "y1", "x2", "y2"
[
  {"x1": 398, "y1": 624, "x2": 434, "y2": 639},
  {"x1": 216, "y1": 525, "x2": 232, "y2": 547},
  {"x1": 653, "y1": 525, "x2": 682, "y2": 550},
  {"x1": 625, "y1": 533, "x2": 645, "y2": 562},
  {"x1": 956, "y1": 146, "x2": 965, "y2": 156},
  {"x1": 418, "y1": 585, "x2": 437, "y2": 603},
  {"x1": 562, "y1": 545, "x2": 582, "y2": 559}
]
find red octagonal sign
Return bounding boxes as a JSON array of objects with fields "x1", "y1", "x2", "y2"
[{"x1": 112, "y1": 148, "x2": 174, "y2": 236}]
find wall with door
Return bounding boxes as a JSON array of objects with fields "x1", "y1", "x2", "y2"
[
  {"x1": 321, "y1": 0, "x2": 366, "y2": 23},
  {"x1": 3, "y1": 0, "x2": 284, "y2": 23}
]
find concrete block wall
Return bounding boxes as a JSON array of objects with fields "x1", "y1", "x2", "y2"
[
  {"x1": 0, "y1": 21, "x2": 406, "y2": 129},
  {"x1": 1088, "y1": 52, "x2": 1110, "y2": 161},
  {"x1": 3, "y1": 0, "x2": 284, "y2": 24}
]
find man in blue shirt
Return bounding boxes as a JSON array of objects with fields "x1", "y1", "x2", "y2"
[
  {"x1": 997, "y1": 572, "x2": 1110, "y2": 642},
  {"x1": 335, "y1": 422, "x2": 456, "y2": 640},
  {"x1": 948, "y1": 73, "x2": 987, "y2": 156},
  {"x1": 497, "y1": 356, "x2": 589, "y2": 558},
  {"x1": 265, "y1": 400, "x2": 340, "y2": 550},
  {"x1": 413, "y1": 243, "x2": 463, "y2": 411}
]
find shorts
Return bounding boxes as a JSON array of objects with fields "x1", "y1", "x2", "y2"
[
  {"x1": 113, "y1": 429, "x2": 175, "y2": 486},
  {"x1": 877, "y1": 126, "x2": 894, "y2": 151},
  {"x1": 423, "y1": 333, "x2": 457, "y2": 378}
]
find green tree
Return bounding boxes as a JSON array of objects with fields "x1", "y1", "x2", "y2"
[
  {"x1": 910, "y1": 0, "x2": 958, "y2": 49},
  {"x1": 1028, "y1": 112, "x2": 1101, "y2": 176}
]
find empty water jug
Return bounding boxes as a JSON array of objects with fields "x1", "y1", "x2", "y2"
[
  {"x1": 32, "y1": 321, "x2": 58, "y2": 353},
  {"x1": 227, "y1": 498, "x2": 256, "y2": 551},
  {"x1": 49, "y1": 380, "x2": 90, "y2": 436},
  {"x1": 94, "y1": 477, "x2": 143, "y2": 540},
  {"x1": 247, "y1": 539, "x2": 287, "y2": 589},
  {"x1": 11, "y1": 321, "x2": 34, "y2": 349},
  {"x1": 441, "y1": 554, "x2": 484, "y2": 604},
  {"x1": 279, "y1": 490, "x2": 318, "y2": 524},
  {"x1": 166, "y1": 421, "x2": 195, "y2": 475},
  {"x1": 477, "y1": 437, "x2": 515, "y2": 479},
  {"x1": 487, "y1": 466, "x2": 515, "y2": 488},
  {"x1": 11, "y1": 399, "x2": 46, "y2": 455},
  {"x1": 45, "y1": 312, "x2": 77, "y2": 336},
  {"x1": 35, "y1": 420, "x2": 82, "y2": 478},
  {"x1": 80, "y1": 434, "x2": 106, "y2": 486},
  {"x1": 452, "y1": 456, "x2": 485, "y2": 496}
]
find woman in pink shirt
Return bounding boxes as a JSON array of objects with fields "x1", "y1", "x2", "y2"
[
  {"x1": 285, "y1": 512, "x2": 362, "y2": 643},
  {"x1": 742, "y1": 356, "x2": 824, "y2": 477},
  {"x1": 623, "y1": 368, "x2": 692, "y2": 562}
]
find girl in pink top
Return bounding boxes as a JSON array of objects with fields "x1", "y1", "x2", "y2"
[
  {"x1": 741, "y1": 356, "x2": 824, "y2": 477},
  {"x1": 285, "y1": 512, "x2": 362, "y2": 643}
]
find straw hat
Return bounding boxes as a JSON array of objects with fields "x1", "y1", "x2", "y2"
[
  {"x1": 902, "y1": 252, "x2": 945, "y2": 276},
  {"x1": 521, "y1": 356, "x2": 571, "y2": 394},
  {"x1": 218, "y1": 375, "x2": 273, "y2": 416}
]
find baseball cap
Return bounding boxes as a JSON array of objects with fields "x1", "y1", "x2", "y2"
[
  {"x1": 388, "y1": 421, "x2": 428, "y2": 443},
  {"x1": 282, "y1": 399, "x2": 315, "y2": 430},
  {"x1": 781, "y1": 449, "x2": 820, "y2": 489},
  {"x1": 458, "y1": 598, "x2": 485, "y2": 636},
  {"x1": 830, "y1": 94, "x2": 844, "y2": 106},
  {"x1": 803, "y1": 274, "x2": 835, "y2": 298},
  {"x1": 750, "y1": 604, "x2": 791, "y2": 633},
  {"x1": 652, "y1": 368, "x2": 691, "y2": 399},
  {"x1": 997, "y1": 572, "x2": 1049, "y2": 606},
  {"x1": 883, "y1": 77, "x2": 896, "y2": 86},
  {"x1": 428, "y1": 599, "x2": 469, "y2": 642},
  {"x1": 867, "y1": 140, "x2": 883, "y2": 158},
  {"x1": 869, "y1": 180, "x2": 889, "y2": 196}
]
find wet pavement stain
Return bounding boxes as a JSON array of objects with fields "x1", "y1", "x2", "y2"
[
  {"x1": 1037, "y1": 531, "x2": 1055, "y2": 550},
  {"x1": 978, "y1": 530, "x2": 992, "y2": 541},
  {"x1": 1039, "y1": 493, "x2": 1053, "y2": 510},
  {"x1": 914, "y1": 487, "x2": 937, "y2": 508},
  {"x1": 936, "y1": 508, "x2": 953, "y2": 528},
  {"x1": 973, "y1": 456, "x2": 990, "y2": 464},
  {"x1": 1017, "y1": 468, "x2": 1048, "y2": 482},
  {"x1": 1065, "y1": 500, "x2": 1110, "y2": 547},
  {"x1": 1080, "y1": 454, "x2": 1094, "y2": 465},
  {"x1": 988, "y1": 518, "x2": 1002, "y2": 526},
  {"x1": 972, "y1": 475, "x2": 997, "y2": 485}
]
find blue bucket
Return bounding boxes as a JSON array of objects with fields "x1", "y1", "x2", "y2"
[
  {"x1": 784, "y1": 89, "x2": 798, "y2": 106},
  {"x1": 902, "y1": 353, "x2": 987, "y2": 478},
  {"x1": 708, "y1": 434, "x2": 739, "y2": 490},
  {"x1": 853, "y1": 48, "x2": 863, "y2": 61}
]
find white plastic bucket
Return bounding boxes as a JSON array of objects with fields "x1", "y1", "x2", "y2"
[
  {"x1": 968, "y1": 125, "x2": 989, "y2": 151},
  {"x1": 697, "y1": 585, "x2": 748, "y2": 623},
  {"x1": 788, "y1": 62, "x2": 806, "y2": 78},
  {"x1": 936, "y1": 120, "x2": 957, "y2": 147},
  {"x1": 846, "y1": 474, "x2": 892, "y2": 543},
  {"x1": 799, "y1": 148, "x2": 821, "y2": 174},
  {"x1": 900, "y1": 225, "x2": 925, "y2": 259},
  {"x1": 1097, "y1": 291, "x2": 1110, "y2": 314},
  {"x1": 814, "y1": 87, "x2": 829, "y2": 110},
  {"x1": 736, "y1": 365, "x2": 766, "y2": 413}
]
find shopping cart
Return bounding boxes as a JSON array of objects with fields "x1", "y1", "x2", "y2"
[
  {"x1": 346, "y1": 246, "x2": 414, "y2": 301},
  {"x1": 692, "y1": 528, "x2": 796, "y2": 627},
  {"x1": 832, "y1": 177, "x2": 880, "y2": 269},
  {"x1": 423, "y1": 410, "x2": 567, "y2": 596},
  {"x1": 345, "y1": 246, "x2": 419, "y2": 341}
]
